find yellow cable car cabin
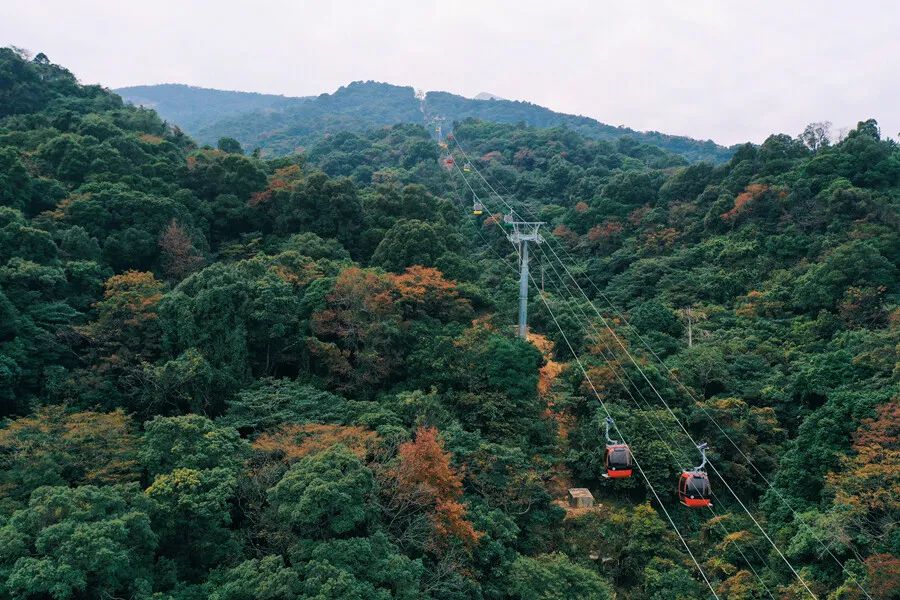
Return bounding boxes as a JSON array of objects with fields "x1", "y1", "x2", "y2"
[{"x1": 472, "y1": 201, "x2": 484, "y2": 216}]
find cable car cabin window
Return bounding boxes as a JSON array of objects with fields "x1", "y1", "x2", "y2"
[
  {"x1": 604, "y1": 444, "x2": 633, "y2": 478},
  {"x1": 685, "y1": 474, "x2": 709, "y2": 498},
  {"x1": 606, "y1": 446, "x2": 632, "y2": 468},
  {"x1": 679, "y1": 472, "x2": 711, "y2": 507}
]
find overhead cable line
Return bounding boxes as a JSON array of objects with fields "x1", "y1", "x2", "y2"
[
  {"x1": 449, "y1": 155, "x2": 721, "y2": 598},
  {"x1": 533, "y1": 242, "x2": 777, "y2": 600},
  {"x1": 450, "y1": 141, "x2": 818, "y2": 599},
  {"x1": 450, "y1": 136, "x2": 872, "y2": 598},
  {"x1": 531, "y1": 227, "x2": 817, "y2": 599},
  {"x1": 527, "y1": 266, "x2": 721, "y2": 600}
]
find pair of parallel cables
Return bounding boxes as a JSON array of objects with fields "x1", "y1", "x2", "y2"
[{"x1": 447, "y1": 137, "x2": 872, "y2": 600}]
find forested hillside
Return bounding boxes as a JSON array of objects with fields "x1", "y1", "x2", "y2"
[
  {"x1": 116, "y1": 81, "x2": 735, "y2": 163},
  {"x1": 1, "y1": 48, "x2": 898, "y2": 600}
]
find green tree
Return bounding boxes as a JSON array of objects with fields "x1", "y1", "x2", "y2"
[
  {"x1": 217, "y1": 137, "x2": 244, "y2": 154},
  {"x1": 146, "y1": 467, "x2": 242, "y2": 579},
  {"x1": 371, "y1": 219, "x2": 447, "y2": 272},
  {"x1": 0, "y1": 484, "x2": 156, "y2": 600},
  {"x1": 142, "y1": 414, "x2": 248, "y2": 477},
  {"x1": 642, "y1": 557, "x2": 703, "y2": 600},
  {"x1": 0, "y1": 406, "x2": 140, "y2": 511},
  {"x1": 506, "y1": 552, "x2": 614, "y2": 600},
  {"x1": 221, "y1": 378, "x2": 353, "y2": 432},
  {"x1": 203, "y1": 555, "x2": 303, "y2": 600},
  {"x1": 0, "y1": 148, "x2": 31, "y2": 211},
  {"x1": 268, "y1": 444, "x2": 375, "y2": 538},
  {"x1": 291, "y1": 532, "x2": 425, "y2": 599}
]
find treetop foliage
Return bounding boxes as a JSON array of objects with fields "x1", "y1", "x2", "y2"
[{"x1": 0, "y1": 47, "x2": 896, "y2": 599}]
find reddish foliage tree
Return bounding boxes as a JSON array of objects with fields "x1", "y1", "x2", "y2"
[
  {"x1": 720, "y1": 183, "x2": 771, "y2": 221},
  {"x1": 391, "y1": 427, "x2": 481, "y2": 548},
  {"x1": 80, "y1": 271, "x2": 165, "y2": 359},
  {"x1": 0, "y1": 406, "x2": 141, "y2": 507},
  {"x1": 828, "y1": 400, "x2": 899, "y2": 514},
  {"x1": 390, "y1": 265, "x2": 471, "y2": 319},
  {"x1": 826, "y1": 400, "x2": 898, "y2": 578},
  {"x1": 587, "y1": 220, "x2": 624, "y2": 251},
  {"x1": 159, "y1": 219, "x2": 204, "y2": 281},
  {"x1": 580, "y1": 364, "x2": 620, "y2": 398},
  {"x1": 642, "y1": 227, "x2": 679, "y2": 251},
  {"x1": 513, "y1": 148, "x2": 534, "y2": 168},
  {"x1": 628, "y1": 205, "x2": 651, "y2": 227},
  {"x1": 69, "y1": 271, "x2": 167, "y2": 400},
  {"x1": 587, "y1": 220, "x2": 623, "y2": 242},
  {"x1": 838, "y1": 285, "x2": 888, "y2": 328},
  {"x1": 309, "y1": 267, "x2": 401, "y2": 394},
  {"x1": 865, "y1": 554, "x2": 900, "y2": 599},
  {"x1": 552, "y1": 224, "x2": 578, "y2": 246},
  {"x1": 250, "y1": 164, "x2": 302, "y2": 206}
]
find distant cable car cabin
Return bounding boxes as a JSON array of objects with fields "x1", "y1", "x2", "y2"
[
  {"x1": 678, "y1": 442, "x2": 712, "y2": 508},
  {"x1": 602, "y1": 417, "x2": 633, "y2": 479},
  {"x1": 463, "y1": 163, "x2": 472, "y2": 172},
  {"x1": 472, "y1": 201, "x2": 484, "y2": 216}
]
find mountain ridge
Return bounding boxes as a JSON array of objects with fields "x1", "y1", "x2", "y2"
[{"x1": 116, "y1": 80, "x2": 736, "y2": 163}]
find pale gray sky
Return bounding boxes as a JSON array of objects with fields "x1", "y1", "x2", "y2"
[{"x1": 3, "y1": 0, "x2": 898, "y2": 145}]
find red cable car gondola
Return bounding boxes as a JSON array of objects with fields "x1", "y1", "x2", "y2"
[
  {"x1": 602, "y1": 417, "x2": 633, "y2": 479},
  {"x1": 678, "y1": 443, "x2": 712, "y2": 508}
]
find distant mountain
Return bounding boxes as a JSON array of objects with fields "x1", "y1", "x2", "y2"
[
  {"x1": 473, "y1": 92, "x2": 505, "y2": 101},
  {"x1": 114, "y1": 84, "x2": 308, "y2": 132},
  {"x1": 116, "y1": 81, "x2": 735, "y2": 162}
]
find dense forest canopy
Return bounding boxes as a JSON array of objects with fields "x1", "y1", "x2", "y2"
[
  {"x1": 116, "y1": 81, "x2": 735, "y2": 163},
  {"x1": 0, "y1": 47, "x2": 898, "y2": 600}
]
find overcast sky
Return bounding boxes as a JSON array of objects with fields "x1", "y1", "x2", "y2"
[{"x1": 3, "y1": 1, "x2": 898, "y2": 145}]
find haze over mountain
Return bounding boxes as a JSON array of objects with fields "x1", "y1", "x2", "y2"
[
  {"x1": 115, "y1": 84, "x2": 306, "y2": 134},
  {"x1": 116, "y1": 82, "x2": 735, "y2": 162}
]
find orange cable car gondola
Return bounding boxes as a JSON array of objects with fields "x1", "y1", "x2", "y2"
[
  {"x1": 678, "y1": 442, "x2": 712, "y2": 508},
  {"x1": 602, "y1": 417, "x2": 633, "y2": 479}
]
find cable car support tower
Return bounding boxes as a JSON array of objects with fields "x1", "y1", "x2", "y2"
[{"x1": 505, "y1": 217, "x2": 544, "y2": 338}]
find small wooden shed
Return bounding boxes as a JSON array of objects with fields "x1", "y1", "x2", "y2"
[{"x1": 567, "y1": 488, "x2": 594, "y2": 509}]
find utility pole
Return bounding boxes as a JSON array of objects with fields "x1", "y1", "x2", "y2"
[
  {"x1": 430, "y1": 116, "x2": 446, "y2": 144},
  {"x1": 505, "y1": 218, "x2": 544, "y2": 338},
  {"x1": 685, "y1": 307, "x2": 693, "y2": 348},
  {"x1": 677, "y1": 305, "x2": 706, "y2": 348}
]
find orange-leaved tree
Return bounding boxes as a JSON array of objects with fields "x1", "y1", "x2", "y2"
[
  {"x1": 387, "y1": 426, "x2": 481, "y2": 549},
  {"x1": 79, "y1": 270, "x2": 165, "y2": 366},
  {"x1": 309, "y1": 266, "x2": 402, "y2": 395},
  {"x1": 390, "y1": 265, "x2": 471, "y2": 320},
  {"x1": 826, "y1": 400, "x2": 899, "y2": 553},
  {"x1": 158, "y1": 219, "x2": 204, "y2": 281},
  {"x1": 253, "y1": 423, "x2": 379, "y2": 463}
]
